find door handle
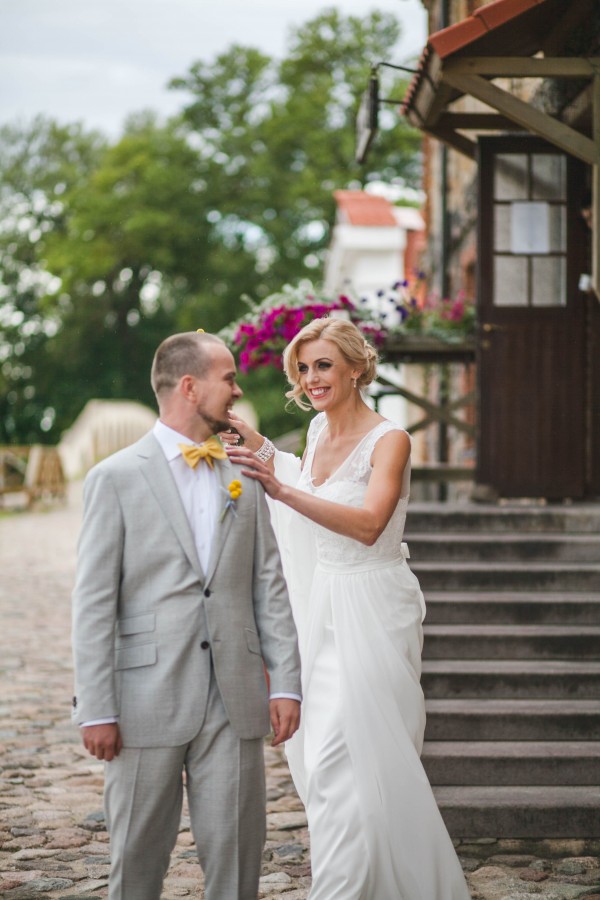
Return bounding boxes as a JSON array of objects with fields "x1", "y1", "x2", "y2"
[{"x1": 482, "y1": 323, "x2": 505, "y2": 332}]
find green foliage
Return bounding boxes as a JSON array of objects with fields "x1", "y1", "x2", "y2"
[
  {"x1": 0, "y1": 117, "x2": 107, "y2": 443},
  {"x1": 0, "y1": 7, "x2": 422, "y2": 444}
]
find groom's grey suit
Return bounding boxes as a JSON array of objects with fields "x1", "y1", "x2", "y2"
[{"x1": 72, "y1": 430, "x2": 301, "y2": 899}]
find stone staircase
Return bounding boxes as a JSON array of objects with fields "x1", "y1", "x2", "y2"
[{"x1": 405, "y1": 503, "x2": 600, "y2": 838}]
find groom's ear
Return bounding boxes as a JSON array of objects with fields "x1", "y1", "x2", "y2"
[{"x1": 179, "y1": 374, "x2": 199, "y2": 401}]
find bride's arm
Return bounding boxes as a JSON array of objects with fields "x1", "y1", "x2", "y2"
[{"x1": 227, "y1": 429, "x2": 410, "y2": 546}]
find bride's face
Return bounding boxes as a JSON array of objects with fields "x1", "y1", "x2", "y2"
[{"x1": 296, "y1": 338, "x2": 358, "y2": 411}]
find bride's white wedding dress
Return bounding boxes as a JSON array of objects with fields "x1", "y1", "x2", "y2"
[{"x1": 271, "y1": 412, "x2": 470, "y2": 900}]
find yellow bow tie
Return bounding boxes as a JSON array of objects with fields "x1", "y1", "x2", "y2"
[{"x1": 178, "y1": 436, "x2": 227, "y2": 470}]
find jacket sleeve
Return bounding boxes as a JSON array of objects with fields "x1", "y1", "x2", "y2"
[{"x1": 71, "y1": 465, "x2": 124, "y2": 724}]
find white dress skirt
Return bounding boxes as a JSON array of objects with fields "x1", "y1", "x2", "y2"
[{"x1": 270, "y1": 413, "x2": 471, "y2": 900}]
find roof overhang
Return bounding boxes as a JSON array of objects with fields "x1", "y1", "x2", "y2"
[
  {"x1": 401, "y1": 0, "x2": 600, "y2": 293},
  {"x1": 402, "y1": 0, "x2": 598, "y2": 164}
]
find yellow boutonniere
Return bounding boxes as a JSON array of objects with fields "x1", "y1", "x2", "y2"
[{"x1": 220, "y1": 480, "x2": 242, "y2": 521}]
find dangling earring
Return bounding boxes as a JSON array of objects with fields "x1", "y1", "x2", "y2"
[{"x1": 352, "y1": 378, "x2": 357, "y2": 389}]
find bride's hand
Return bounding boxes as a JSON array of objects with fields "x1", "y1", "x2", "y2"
[
  {"x1": 226, "y1": 411, "x2": 265, "y2": 453},
  {"x1": 226, "y1": 447, "x2": 283, "y2": 500}
]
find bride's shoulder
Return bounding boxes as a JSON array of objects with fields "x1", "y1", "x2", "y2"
[
  {"x1": 371, "y1": 417, "x2": 410, "y2": 440},
  {"x1": 369, "y1": 419, "x2": 411, "y2": 457}
]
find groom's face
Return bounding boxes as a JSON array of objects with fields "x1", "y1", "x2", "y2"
[{"x1": 194, "y1": 344, "x2": 243, "y2": 435}]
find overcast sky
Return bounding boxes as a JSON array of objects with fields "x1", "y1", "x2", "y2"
[{"x1": 0, "y1": 0, "x2": 428, "y2": 136}]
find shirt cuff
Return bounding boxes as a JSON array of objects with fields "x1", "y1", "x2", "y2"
[
  {"x1": 269, "y1": 692, "x2": 302, "y2": 702},
  {"x1": 80, "y1": 717, "x2": 119, "y2": 727}
]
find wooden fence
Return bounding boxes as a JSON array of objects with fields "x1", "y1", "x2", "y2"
[{"x1": 0, "y1": 445, "x2": 66, "y2": 508}]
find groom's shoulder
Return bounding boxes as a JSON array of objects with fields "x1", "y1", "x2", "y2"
[{"x1": 87, "y1": 431, "x2": 158, "y2": 479}]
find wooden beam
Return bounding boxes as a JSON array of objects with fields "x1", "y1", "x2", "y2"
[
  {"x1": 426, "y1": 125, "x2": 477, "y2": 159},
  {"x1": 561, "y1": 82, "x2": 593, "y2": 129},
  {"x1": 445, "y1": 57, "x2": 598, "y2": 79},
  {"x1": 437, "y1": 112, "x2": 526, "y2": 131},
  {"x1": 441, "y1": 70, "x2": 599, "y2": 165}
]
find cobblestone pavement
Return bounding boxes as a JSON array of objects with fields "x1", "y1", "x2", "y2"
[{"x1": 0, "y1": 485, "x2": 599, "y2": 899}]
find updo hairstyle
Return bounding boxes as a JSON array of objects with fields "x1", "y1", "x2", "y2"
[{"x1": 283, "y1": 317, "x2": 378, "y2": 410}]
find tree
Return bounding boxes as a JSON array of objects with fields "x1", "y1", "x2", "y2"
[
  {"x1": 40, "y1": 113, "x2": 245, "y2": 437},
  {"x1": 170, "y1": 9, "x2": 421, "y2": 302},
  {"x1": 0, "y1": 8, "x2": 422, "y2": 444},
  {"x1": 0, "y1": 117, "x2": 106, "y2": 443},
  {"x1": 167, "y1": 8, "x2": 421, "y2": 434}
]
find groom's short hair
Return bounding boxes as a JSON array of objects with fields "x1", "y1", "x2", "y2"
[{"x1": 151, "y1": 331, "x2": 225, "y2": 397}]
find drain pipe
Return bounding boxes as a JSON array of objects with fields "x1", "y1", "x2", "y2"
[{"x1": 438, "y1": 0, "x2": 451, "y2": 498}]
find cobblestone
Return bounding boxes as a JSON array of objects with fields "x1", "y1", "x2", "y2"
[{"x1": 1, "y1": 486, "x2": 599, "y2": 898}]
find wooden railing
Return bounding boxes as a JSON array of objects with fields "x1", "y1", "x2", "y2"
[
  {"x1": 0, "y1": 445, "x2": 66, "y2": 507},
  {"x1": 373, "y1": 336, "x2": 477, "y2": 498}
]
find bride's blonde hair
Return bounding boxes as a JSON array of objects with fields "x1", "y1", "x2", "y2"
[{"x1": 283, "y1": 317, "x2": 378, "y2": 410}]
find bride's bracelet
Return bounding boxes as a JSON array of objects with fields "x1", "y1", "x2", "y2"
[{"x1": 254, "y1": 436, "x2": 276, "y2": 463}]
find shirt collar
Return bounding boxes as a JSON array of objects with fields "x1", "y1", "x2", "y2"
[{"x1": 153, "y1": 419, "x2": 196, "y2": 463}]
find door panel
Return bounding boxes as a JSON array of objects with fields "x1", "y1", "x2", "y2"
[{"x1": 476, "y1": 136, "x2": 587, "y2": 499}]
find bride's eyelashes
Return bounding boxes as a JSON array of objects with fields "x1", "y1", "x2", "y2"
[{"x1": 298, "y1": 361, "x2": 333, "y2": 374}]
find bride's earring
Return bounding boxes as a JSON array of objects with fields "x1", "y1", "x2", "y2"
[{"x1": 352, "y1": 378, "x2": 357, "y2": 389}]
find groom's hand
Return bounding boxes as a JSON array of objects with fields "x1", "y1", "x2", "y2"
[
  {"x1": 82, "y1": 723, "x2": 123, "y2": 761},
  {"x1": 269, "y1": 699, "x2": 301, "y2": 746}
]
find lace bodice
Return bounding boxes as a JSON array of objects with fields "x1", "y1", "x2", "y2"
[{"x1": 297, "y1": 413, "x2": 410, "y2": 569}]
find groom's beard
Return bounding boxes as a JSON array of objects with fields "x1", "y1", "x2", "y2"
[{"x1": 196, "y1": 404, "x2": 229, "y2": 436}]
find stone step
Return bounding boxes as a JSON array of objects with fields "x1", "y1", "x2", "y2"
[
  {"x1": 421, "y1": 659, "x2": 600, "y2": 699},
  {"x1": 407, "y1": 532, "x2": 600, "y2": 563},
  {"x1": 423, "y1": 591, "x2": 600, "y2": 625},
  {"x1": 412, "y1": 561, "x2": 600, "y2": 592},
  {"x1": 406, "y1": 502, "x2": 600, "y2": 534},
  {"x1": 422, "y1": 624, "x2": 600, "y2": 660},
  {"x1": 424, "y1": 699, "x2": 600, "y2": 741},
  {"x1": 422, "y1": 740, "x2": 600, "y2": 785},
  {"x1": 434, "y1": 785, "x2": 600, "y2": 838}
]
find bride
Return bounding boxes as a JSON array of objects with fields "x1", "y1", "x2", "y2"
[{"x1": 226, "y1": 317, "x2": 470, "y2": 900}]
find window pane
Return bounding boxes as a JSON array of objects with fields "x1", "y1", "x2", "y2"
[
  {"x1": 511, "y1": 202, "x2": 550, "y2": 254},
  {"x1": 531, "y1": 257, "x2": 566, "y2": 306},
  {"x1": 494, "y1": 205, "x2": 511, "y2": 251},
  {"x1": 494, "y1": 154, "x2": 528, "y2": 200},
  {"x1": 494, "y1": 256, "x2": 528, "y2": 306},
  {"x1": 531, "y1": 154, "x2": 566, "y2": 201},
  {"x1": 548, "y1": 205, "x2": 566, "y2": 252}
]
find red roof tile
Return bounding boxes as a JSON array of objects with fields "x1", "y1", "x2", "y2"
[
  {"x1": 402, "y1": 0, "x2": 558, "y2": 119},
  {"x1": 474, "y1": 0, "x2": 544, "y2": 31},
  {"x1": 429, "y1": 0, "x2": 542, "y2": 60},
  {"x1": 333, "y1": 191, "x2": 397, "y2": 227}
]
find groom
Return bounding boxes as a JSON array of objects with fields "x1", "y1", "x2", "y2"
[{"x1": 72, "y1": 331, "x2": 301, "y2": 900}]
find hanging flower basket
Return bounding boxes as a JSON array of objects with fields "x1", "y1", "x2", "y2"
[{"x1": 219, "y1": 279, "x2": 476, "y2": 373}]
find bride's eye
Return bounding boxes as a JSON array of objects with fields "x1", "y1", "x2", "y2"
[
  {"x1": 298, "y1": 363, "x2": 308, "y2": 374},
  {"x1": 317, "y1": 362, "x2": 332, "y2": 370}
]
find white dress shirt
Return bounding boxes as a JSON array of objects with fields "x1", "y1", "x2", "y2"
[
  {"x1": 83, "y1": 421, "x2": 298, "y2": 726},
  {"x1": 153, "y1": 419, "x2": 221, "y2": 574}
]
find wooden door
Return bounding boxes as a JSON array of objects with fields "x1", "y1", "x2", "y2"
[{"x1": 476, "y1": 136, "x2": 588, "y2": 499}]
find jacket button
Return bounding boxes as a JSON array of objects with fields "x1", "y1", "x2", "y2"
[
  {"x1": 204, "y1": 589, "x2": 211, "y2": 598},
  {"x1": 200, "y1": 640, "x2": 210, "y2": 650}
]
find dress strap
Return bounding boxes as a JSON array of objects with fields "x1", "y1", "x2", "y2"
[
  {"x1": 361, "y1": 420, "x2": 406, "y2": 460},
  {"x1": 304, "y1": 413, "x2": 327, "y2": 465}
]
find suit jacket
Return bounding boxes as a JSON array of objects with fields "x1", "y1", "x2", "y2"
[{"x1": 71, "y1": 431, "x2": 301, "y2": 747}]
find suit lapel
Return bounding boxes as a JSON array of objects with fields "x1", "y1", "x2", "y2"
[
  {"x1": 137, "y1": 433, "x2": 205, "y2": 582},
  {"x1": 205, "y1": 455, "x2": 236, "y2": 584}
]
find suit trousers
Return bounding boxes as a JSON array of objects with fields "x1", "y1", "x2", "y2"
[{"x1": 104, "y1": 668, "x2": 266, "y2": 900}]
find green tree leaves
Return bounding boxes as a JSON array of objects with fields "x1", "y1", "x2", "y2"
[{"x1": 0, "y1": 8, "x2": 421, "y2": 444}]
